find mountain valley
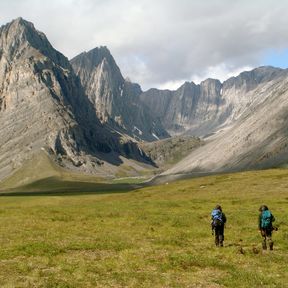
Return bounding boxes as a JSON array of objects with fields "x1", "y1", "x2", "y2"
[{"x1": 1, "y1": 17, "x2": 288, "y2": 189}]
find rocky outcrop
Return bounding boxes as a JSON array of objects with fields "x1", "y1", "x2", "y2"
[
  {"x1": 0, "y1": 18, "x2": 153, "y2": 181},
  {"x1": 71, "y1": 47, "x2": 169, "y2": 142},
  {"x1": 140, "y1": 136, "x2": 203, "y2": 169}
]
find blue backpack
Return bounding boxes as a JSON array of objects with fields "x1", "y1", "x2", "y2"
[
  {"x1": 261, "y1": 210, "x2": 272, "y2": 229},
  {"x1": 211, "y1": 209, "x2": 223, "y2": 227}
]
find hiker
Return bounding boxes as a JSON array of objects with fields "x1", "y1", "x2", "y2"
[
  {"x1": 258, "y1": 205, "x2": 275, "y2": 250},
  {"x1": 211, "y1": 205, "x2": 227, "y2": 247}
]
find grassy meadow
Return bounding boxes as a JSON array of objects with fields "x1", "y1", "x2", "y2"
[{"x1": 0, "y1": 169, "x2": 288, "y2": 287}]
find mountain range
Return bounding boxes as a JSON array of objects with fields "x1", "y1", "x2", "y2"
[
  {"x1": 1, "y1": 17, "x2": 288, "y2": 185},
  {"x1": 141, "y1": 65, "x2": 288, "y2": 177},
  {"x1": 0, "y1": 17, "x2": 154, "y2": 182},
  {"x1": 163, "y1": 67, "x2": 288, "y2": 176},
  {"x1": 140, "y1": 66, "x2": 285, "y2": 137}
]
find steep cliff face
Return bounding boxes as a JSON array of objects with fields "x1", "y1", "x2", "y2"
[
  {"x1": 71, "y1": 47, "x2": 169, "y2": 142},
  {"x1": 70, "y1": 47, "x2": 123, "y2": 122},
  {"x1": 141, "y1": 79, "x2": 223, "y2": 136},
  {"x1": 0, "y1": 18, "x2": 77, "y2": 178},
  {"x1": 0, "y1": 18, "x2": 153, "y2": 181},
  {"x1": 220, "y1": 66, "x2": 285, "y2": 124},
  {"x1": 140, "y1": 67, "x2": 285, "y2": 137},
  {"x1": 163, "y1": 69, "x2": 288, "y2": 175}
]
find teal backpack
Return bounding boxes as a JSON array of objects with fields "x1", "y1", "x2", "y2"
[{"x1": 261, "y1": 210, "x2": 272, "y2": 229}]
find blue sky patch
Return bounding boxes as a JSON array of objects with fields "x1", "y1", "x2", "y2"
[{"x1": 262, "y1": 49, "x2": 288, "y2": 69}]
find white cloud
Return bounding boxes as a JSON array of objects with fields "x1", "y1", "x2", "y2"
[
  {"x1": 1, "y1": 0, "x2": 288, "y2": 89},
  {"x1": 157, "y1": 80, "x2": 188, "y2": 91},
  {"x1": 191, "y1": 64, "x2": 254, "y2": 84}
]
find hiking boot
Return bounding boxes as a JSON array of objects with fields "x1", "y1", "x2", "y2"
[
  {"x1": 262, "y1": 242, "x2": 267, "y2": 250},
  {"x1": 269, "y1": 243, "x2": 274, "y2": 251},
  {"x1": 215, "y1": 237, "x2": 219, "y2": 247}
]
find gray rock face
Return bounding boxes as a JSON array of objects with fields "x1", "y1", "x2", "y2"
[
  {"x1": 71, "y1": 47, "x2": 169, "y2": 142},
  {"x1": 163, "y1": 68, "x2": 288, "y2": 175},
  {"x1": 140, "y1": 67, "x2": 285, "y2": 137},
  {"x1": 140, "y1": 80, "x2": 222, "y2": 136},
  {"x1": 0, "y1": 18, "x2": 153, "y2": 181}
]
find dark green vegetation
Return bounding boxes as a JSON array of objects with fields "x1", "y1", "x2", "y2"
[
  {"x1": 0, "y1": 169, "x2": 287, "y2": 287},
  {"x1": 140, "y1": 136, "x2": 203, "y2": 169},
  {"x1": 0, "y1": 152, "x2": 149, "y2": 194}
]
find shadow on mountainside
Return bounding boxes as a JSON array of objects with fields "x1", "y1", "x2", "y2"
[
  {"x1": 53, "y1": 63, "x2": 155, "y2": 168},
  {"x1": 0, "y1": 176, "x2": 144, "y2": 196}
]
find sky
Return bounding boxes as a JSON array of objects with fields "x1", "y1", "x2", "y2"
[{"x1": 1, "y1": 0, "x2": 288, "y2": 90}]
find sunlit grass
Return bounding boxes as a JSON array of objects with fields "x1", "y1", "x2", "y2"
[{"x1": 0, "y1": 168, "x2": 287, "y2": 287}]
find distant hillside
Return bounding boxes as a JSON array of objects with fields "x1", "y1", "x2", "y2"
[{"x1": 140, "y1": 136, "x2": 203, "y2": 169}]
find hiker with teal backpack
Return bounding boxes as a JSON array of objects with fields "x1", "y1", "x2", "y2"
[
  {"x1": 258, "y1": 205, "x2": 276, "y2": 250},
  {"x1": 211, "y1": 205, "x2": 227, "y2": 247}
]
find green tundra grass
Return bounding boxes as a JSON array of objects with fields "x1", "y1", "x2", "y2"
[{"x1": 0, "y1": 169, "x2": 287, "y2": 287}]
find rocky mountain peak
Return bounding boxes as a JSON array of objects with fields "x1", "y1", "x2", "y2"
[
  {"x1": 178, "y1": 81, "x2": 196, "y2": 90},
  {"x1": 200, "y1": 78, "x2": 221, "y2": 88},
  {"x1": 71, "y1": 46, "x2": 123, "y2": 81},
  {"x1": 71, "y1": 47, "x2": 169, "y2": 141},
  {"x1": 223, "y1": 66, "x2": 284, "y2": 92},
  {"x1": 200, "y1": 78, "x2": 222, "y2": 102},
  {"x1": 0, "y1": 17, "x2": 70, "y2": 69},
  {"x1": 6, "y1": 17, "x2": 31, "y2": 31},
  {"x1": 175, "y1": 81, "x2": 198, "y2": 102}
]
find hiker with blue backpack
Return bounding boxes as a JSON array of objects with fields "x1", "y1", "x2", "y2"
[
  {"x1": 258, "y1": 205, "x2": 276, "y2": 250},
  {"x1": 211, "y1": 205, "x2": 227, "y2": 247}
]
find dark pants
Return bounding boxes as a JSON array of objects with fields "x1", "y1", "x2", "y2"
[
  {"x1": 260, "y1": 229, "x2": 273, "y2": 250},
  {"x1": 214, "y1": 225, "x2": 224, "y2": 247}
]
